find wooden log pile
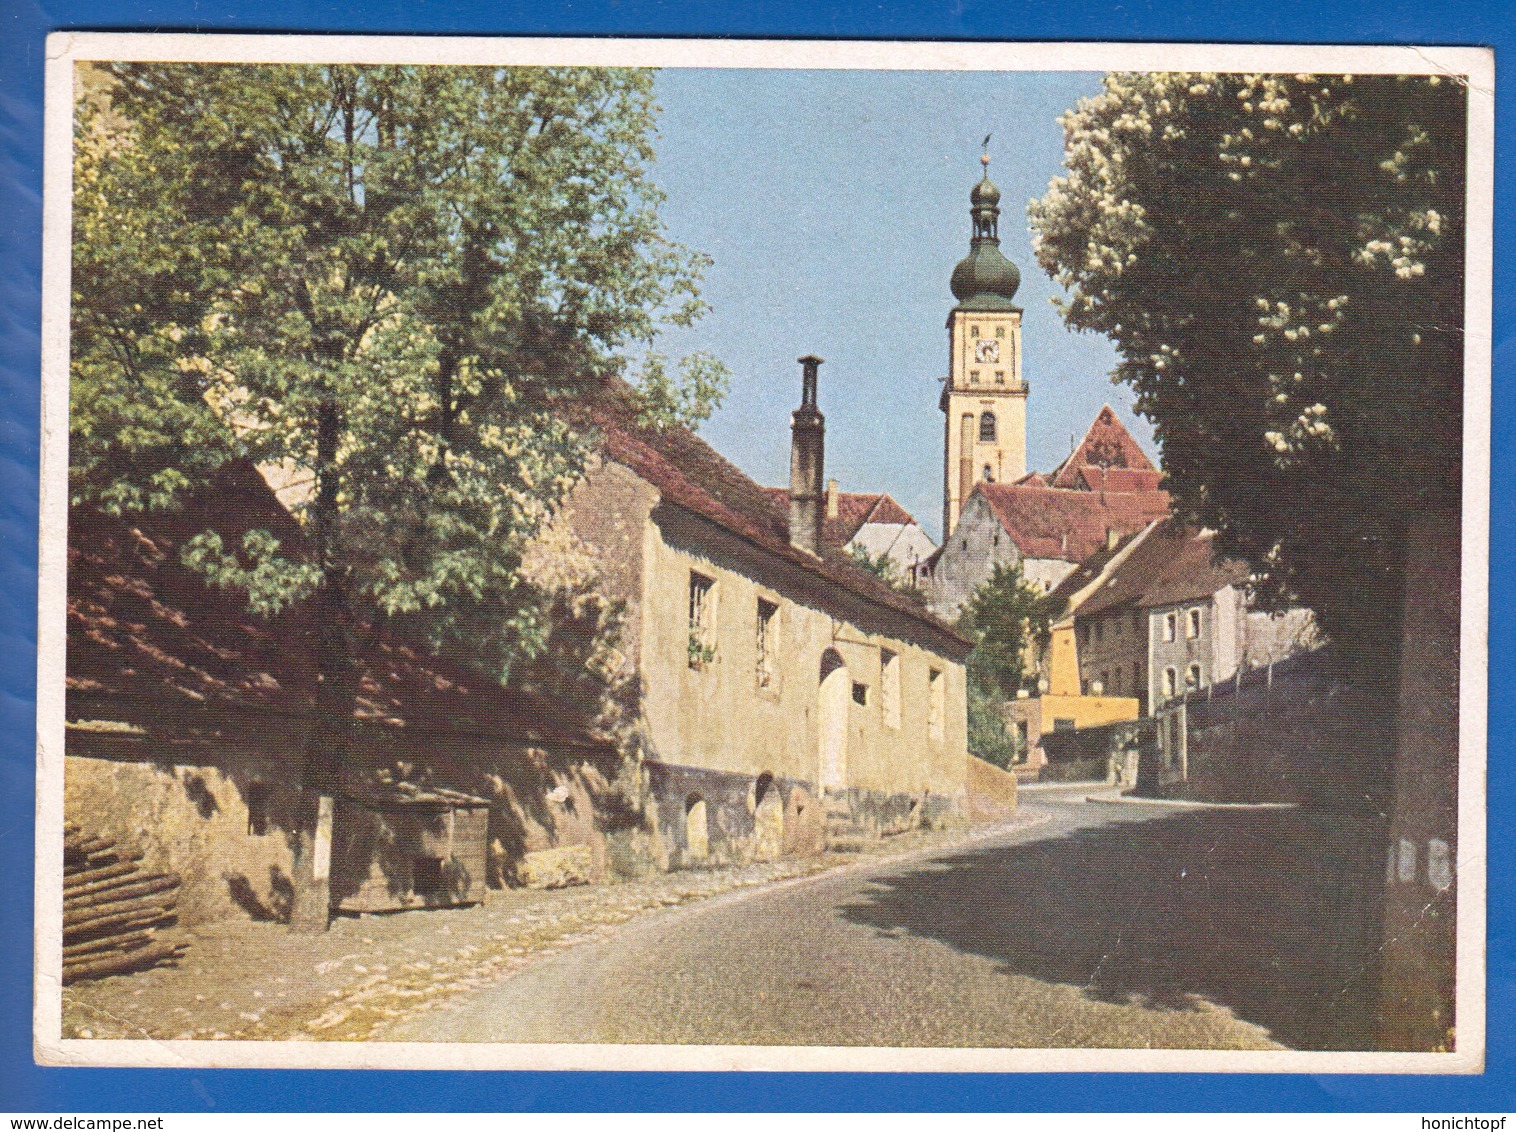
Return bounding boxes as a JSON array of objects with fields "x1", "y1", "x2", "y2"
[{"x1": 63, "y1": 822, "x2": 189, "y2": 984}]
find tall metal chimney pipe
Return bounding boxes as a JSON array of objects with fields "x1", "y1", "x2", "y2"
[{"x1": 789, "y1": 355, "x2": 826, "y2": 556}]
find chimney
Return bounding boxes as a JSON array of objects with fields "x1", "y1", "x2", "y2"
[
  {"x1": 1106, "y1": 527, "x2": 1119, "y2": 550},
  {"x1": 826, "y1": 478, "x2": 840, "y2": 520},
  {"x1": 789, "y1": 355, "x2": 825, "y2": 556}
]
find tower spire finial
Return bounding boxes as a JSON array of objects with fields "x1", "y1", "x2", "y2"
[{"x1": 981, "y1": 133, "x2": 992, "y2": 170}]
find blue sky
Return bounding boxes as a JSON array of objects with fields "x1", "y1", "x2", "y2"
[{"x1": 646, "y1": 68, "x2": 1155, "y2": 541}]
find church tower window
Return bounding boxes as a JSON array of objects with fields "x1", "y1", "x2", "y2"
[{"x1": 979, "y1": 412, "x2": 997, "y2": 443}]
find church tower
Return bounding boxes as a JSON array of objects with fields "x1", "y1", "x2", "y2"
[{"x1": 941, "y1": 150, "x2": 1028, "y2": 537}]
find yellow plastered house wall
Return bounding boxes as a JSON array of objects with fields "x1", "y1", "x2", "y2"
[
  {"x1": 1046, "y1": 621, "x2": 1082, "y2": 698},
  {"x1": 1038, "y1": 694, "x2": 1140, "y2": 732}
]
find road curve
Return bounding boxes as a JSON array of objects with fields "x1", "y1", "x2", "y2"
[{"x1": 387, "y1": 787, "x2": 1328, "y2": 1049}]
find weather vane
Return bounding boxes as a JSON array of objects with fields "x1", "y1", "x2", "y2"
[{"x1": 981, "y1": 133, "x2": 992, "y2": 169}]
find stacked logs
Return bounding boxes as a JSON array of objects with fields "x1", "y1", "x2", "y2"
[{"x1": 63, "y1": 823, "x2": 189, "y2": 984}]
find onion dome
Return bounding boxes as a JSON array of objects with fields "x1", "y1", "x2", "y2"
[{"x1": 950, "y1": 152, "x2": 1021, "y2": 311}]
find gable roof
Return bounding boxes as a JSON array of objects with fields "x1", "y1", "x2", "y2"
[
  {"x1": 1048, "y1": 405, "x2": 1157, "y2": 490},
  {"x1": 583, "y1": 385, "x2": 967, "y2": 657},
  {"x1": 1073, "y1": 520, "x2": 1251, "y2": 620},
  {"x1": 1045, "y1": 520, "x2": 1161, "y2": 615},
  {"x1": 66, "y1": 464, "x2": 614, "y2": 756},
  {"x1": 761, "y1": 487, "x2": 920, "y2": 546},
  {"x1": 975, "y1": 481, "x2": 1172, "y2": 564}
]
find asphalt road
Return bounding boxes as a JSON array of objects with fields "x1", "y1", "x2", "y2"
[{"x1": 390, "y1": 787, "x2": 1369, "y2": 1050}]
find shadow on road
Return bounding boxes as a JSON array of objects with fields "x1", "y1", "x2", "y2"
[{"x1": 838, "y1": 805, "x2": 1384, "y2": 1050}]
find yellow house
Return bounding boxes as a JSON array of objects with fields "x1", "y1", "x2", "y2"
[
  {"x1": 1003, "y1": 523, "x2": 1159, "y2": 778},
  {"x1": 554, "y1": 363, "x2": 973, "y2": 869}
]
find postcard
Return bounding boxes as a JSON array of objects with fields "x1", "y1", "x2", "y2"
[{"x1": 34, "y1": 33, "x2": 1492, "y2": 1073}]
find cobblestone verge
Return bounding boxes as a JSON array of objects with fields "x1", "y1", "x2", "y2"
[{"x1": 60, "y1": 813, "x2": 1042, "y2": 1042}]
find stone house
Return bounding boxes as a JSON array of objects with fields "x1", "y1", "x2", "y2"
[
  {"x1": 1065, "y1": 520, "x2": 1317, "y2": 714},
  {"x1": 564, "y1": 363, "x2": 973, "y2": 867},
  {"x1": 927, "y1": 406, "x2": 1171, "y2": 619},
  {"x1": 764, "y1": 482, "x2": 938, "y2": 589},
  {"x1": 62, "y1": 361, "x2": 973, "y2": 926}
]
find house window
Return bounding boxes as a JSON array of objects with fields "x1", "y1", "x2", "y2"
[
  {"x1": 1163, "y1": 667, "x2": 1178, "y2": 699},
  {"x1": 756, "y1": 598, "x2": 778, "y2": 689},
  {"x1": 979, "y1": 411, "x2": 998, "y2": 443},
  {"x1": 688, "y1": 572, "x2": 716, "y2": 668},
  {"x1": 1094, "y1": 620, "x2": 1104, "y2": 642},
  {"x1": 1098, "y1": 671, "x2": 1109, "y2": 695},
  {"x1": 1132, "y1": 612, "x2": 1143, "y2": 636},
  {"x1": 852, "y1": 681, "x2": 869, "y2": 707},
  {"x1": 1080, "y1": 623, "x2": 1091, "y2": 646},
  {"x1": 1053, "y1": 718, "x2": 1075, "y2": 732},
  {"x1": 1163, "y1": 612, "x2": 1177, "y2": 642},
  {"x1": 1187, "y1": 663, "x2": 1202, "y2": 689},
  {"x1": 880, "y1": 649, "x2": 901, "y2": 729},
  {"x1": 928, "y1": 668, "x2": 945, "y2": 741},
  {"x1": 1014, "y1": 721, "x2": 1030, "y2": 763},
  {"x1": 1187, "y1": 608, "x2": 1202, "y2": 639}
]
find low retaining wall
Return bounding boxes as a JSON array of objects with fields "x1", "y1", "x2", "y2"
[{"x1": 966, "y1": 755, "x2": 1019, "y2": 822}]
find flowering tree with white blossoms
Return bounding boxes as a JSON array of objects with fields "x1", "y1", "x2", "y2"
[{"x1": 1029, "y1": 72, "x2": 1465, "y2": 668}]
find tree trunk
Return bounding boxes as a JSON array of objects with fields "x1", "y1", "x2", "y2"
[{"x1": 288, "y1": 390, "x2": 363, "y2": 934}]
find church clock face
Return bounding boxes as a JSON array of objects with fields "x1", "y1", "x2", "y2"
[{"x1": 974, "y1": 338, "x2": 1000, "y2": 364}]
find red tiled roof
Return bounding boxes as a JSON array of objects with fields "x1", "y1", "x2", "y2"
[
  {"x1": 1049, "y1": 405, "x2": 1156, "y2": 490},
  {"x1": 762, "y1": 487, "x2": 920, "y2": 546},
  {"x1": 584, "y1": 386, "x2": 967, "y2": 657},
  {"x1": 1074, "y1": 520, "x2": 1251, "y2": 620},
  {"x1": 1070, "y1": 465, "x2": 1165, "y2": 494},
  {"x1": 66, "y1": 463, "x2": 613, "y2": 753},
  {"x1": 976, "y1": 481, "x2": 1172, "y2": 564}
]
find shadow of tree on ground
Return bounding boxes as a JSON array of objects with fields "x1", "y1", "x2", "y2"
[{"x1": 838, "y1": 806, "x2": 1384, "y2": 1050}]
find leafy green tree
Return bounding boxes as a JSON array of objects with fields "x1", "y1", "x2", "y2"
[
  {"x1": 1029, "y1": 73, "x2": 1464, "y2": 669},
  {"x1": 847, "y1": 544, "x2": 900, "y2": 586},
  {"x1": 72, "y1": 63, "x2": 725, "y2": 926},
  {"x1": 958, "y1": 562, "x2": 1053, "y2": 767},
  {"x1": 959, "y1": 561, "x2": 1055, "y2": 696}
]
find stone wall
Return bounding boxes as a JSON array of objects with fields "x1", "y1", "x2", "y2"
[
  {"x1": 1142, "y1": 650, "x2": 1364, "y2": 805},
  {"x1": 965, "y1": 754, "x2": 1019, "y2": 822},
  {"x1": 64, "y1": 718, "x2": 634, "y2": 928}
]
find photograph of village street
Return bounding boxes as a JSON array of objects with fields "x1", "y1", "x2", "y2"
[{"x1": 40, "y1": 41, "x2": 1485, "y2": 1068}]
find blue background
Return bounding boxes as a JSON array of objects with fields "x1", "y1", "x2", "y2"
[{"x1": 0, "y1": 0, "x2": 1509, "y2": 1112}]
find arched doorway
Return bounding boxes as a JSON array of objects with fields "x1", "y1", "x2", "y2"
[
  {"x1": 753, "y1": 772, "x2": 783, "y2": 861},
  {"x1": 818, "y1": 649, "x2": 850, "y2": 791}
]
